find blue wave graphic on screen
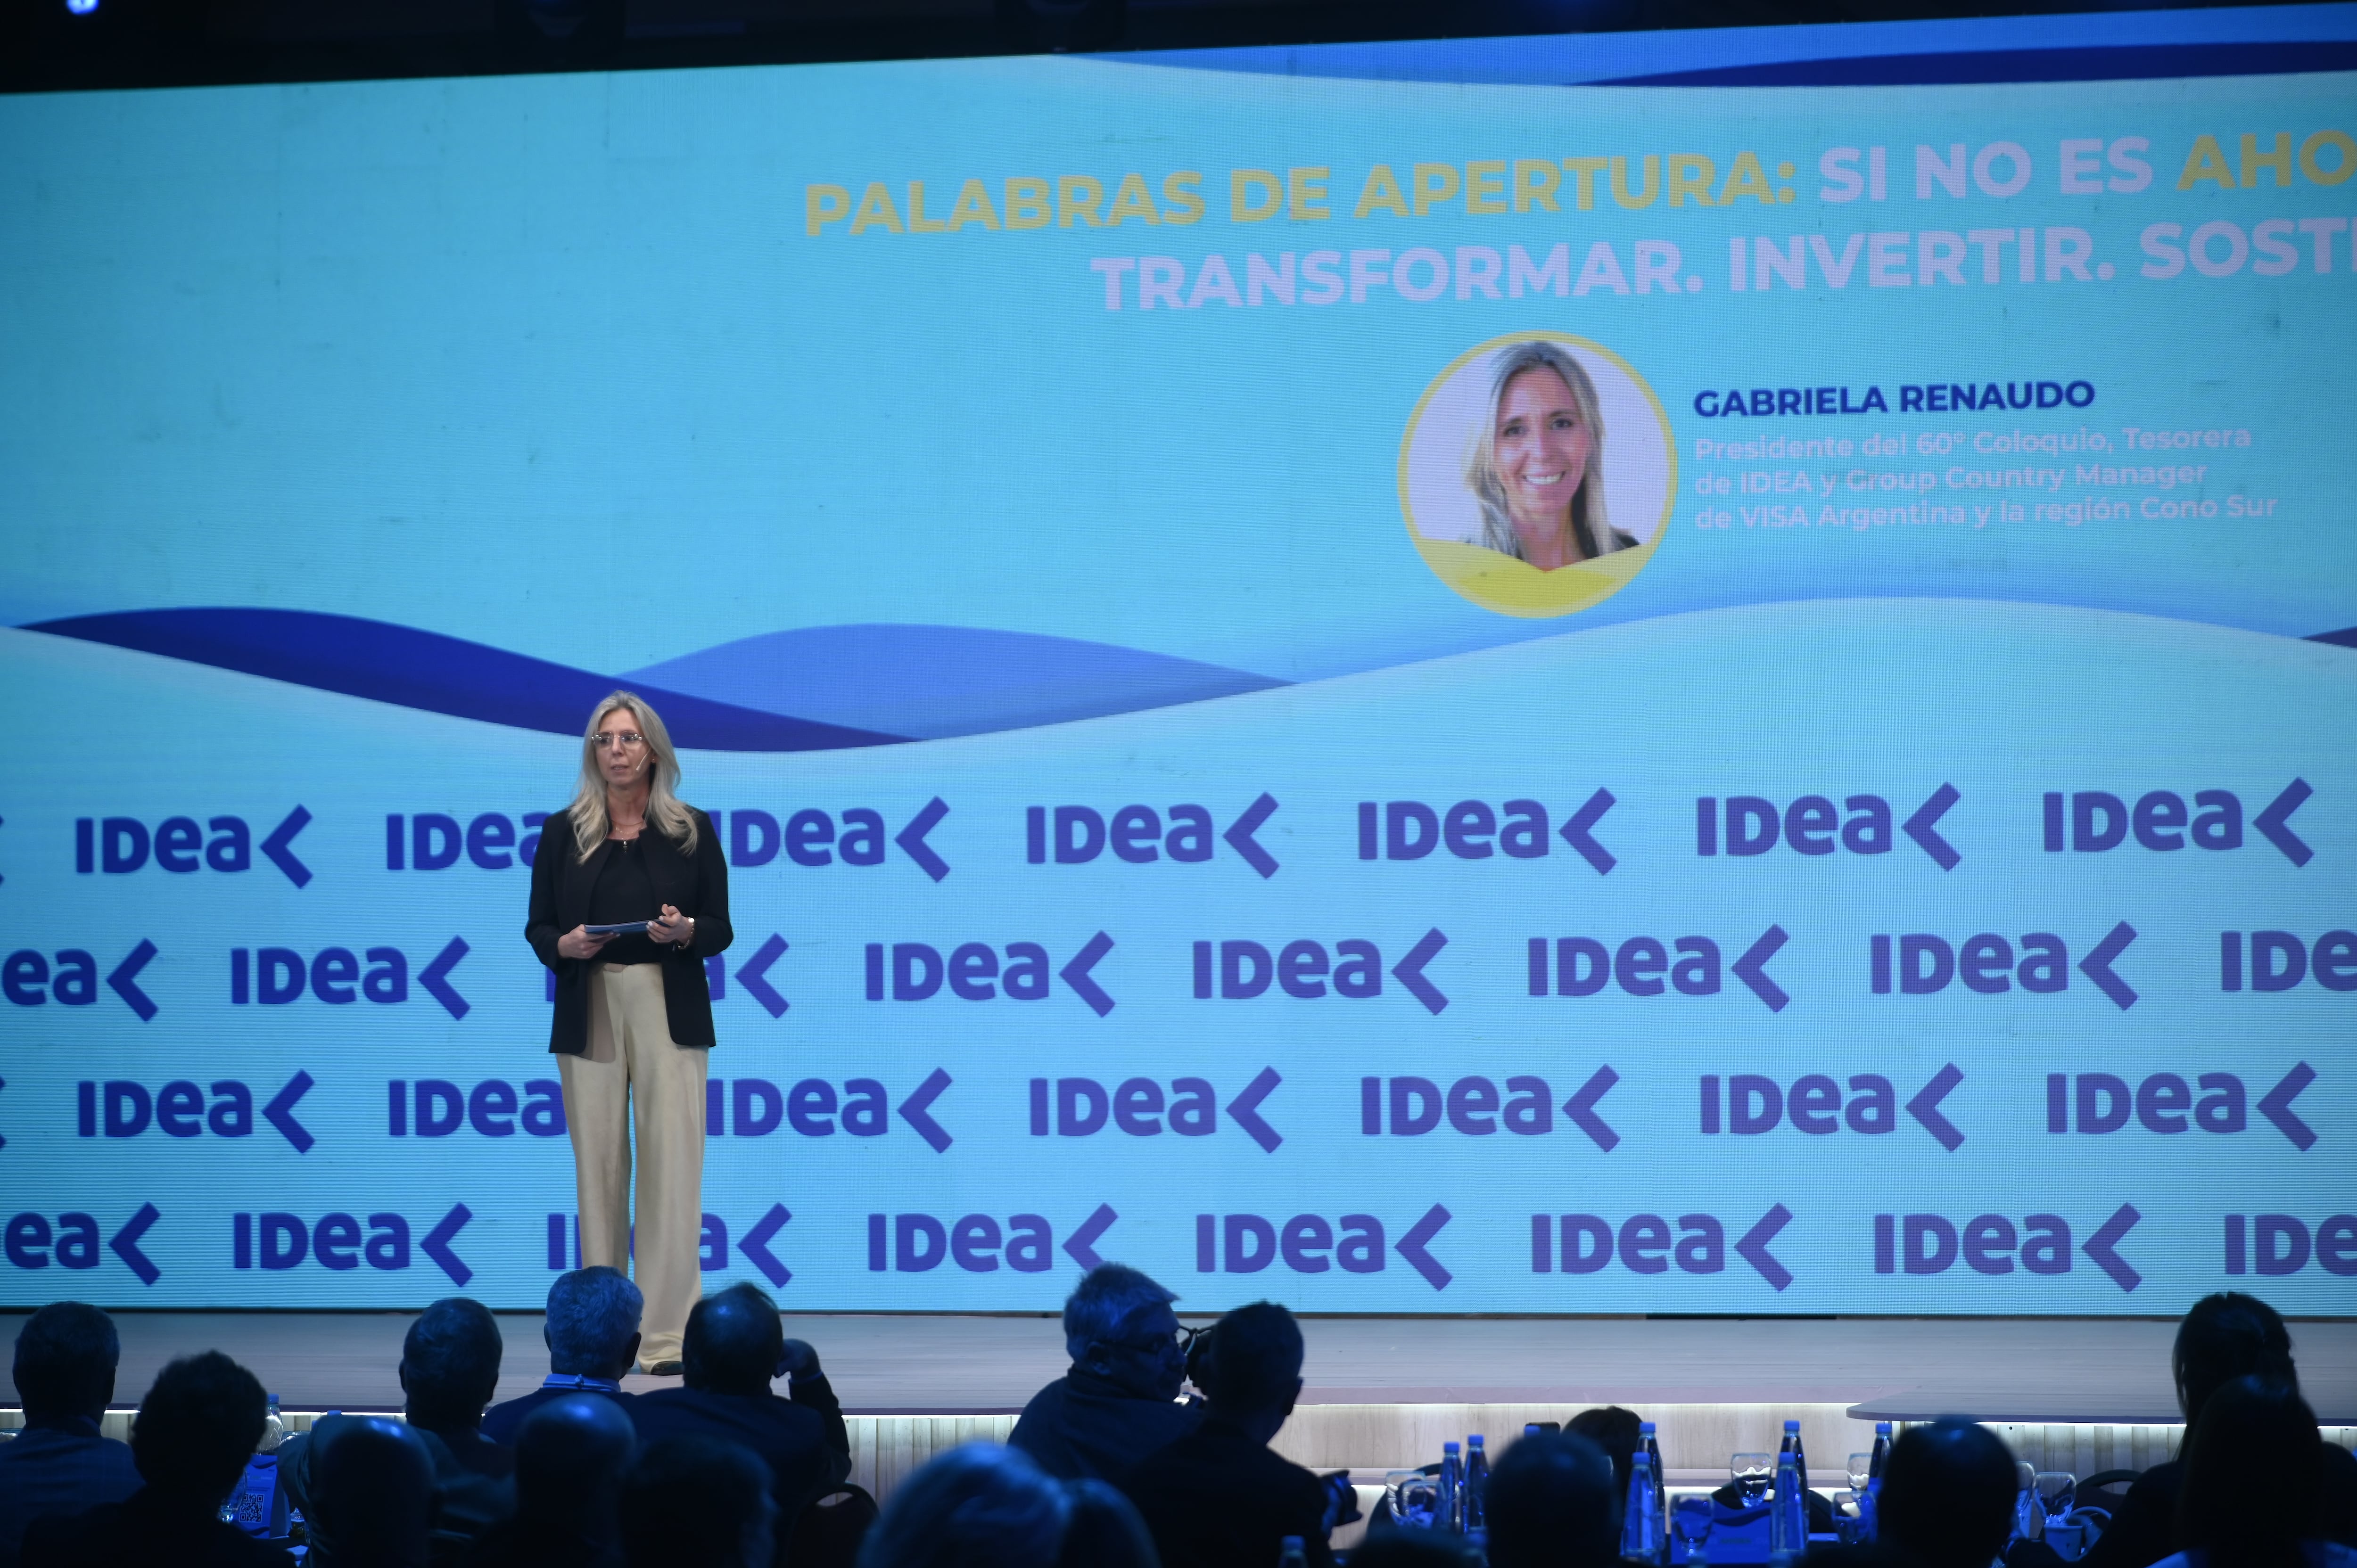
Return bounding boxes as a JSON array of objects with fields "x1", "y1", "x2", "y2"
[
  {"x1": 22, "y1": 608, "x2": 1291, "y2": 750},
  {"x1": 25, "y1": 608, "x2": 906, "y2": 753},
  {"x1": 626, "y1": 625, "x2": 1288, "y2": 741}
]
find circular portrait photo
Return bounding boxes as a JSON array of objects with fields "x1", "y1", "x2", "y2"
[{"x1": 1398, "y1": 332, "x2": 1675, "y2": 618}]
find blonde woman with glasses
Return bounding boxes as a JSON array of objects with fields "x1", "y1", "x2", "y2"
[{"x1": 526, "y1": 692, "x2": 733, "y2": 1376}]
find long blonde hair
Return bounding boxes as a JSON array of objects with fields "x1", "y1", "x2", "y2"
[
  {"x1": 568, "y1": 691, "x2": 699, "y2": 862},
  {"x1": 1464, "y1": 340, "x2": 1621, "y2": 563}
]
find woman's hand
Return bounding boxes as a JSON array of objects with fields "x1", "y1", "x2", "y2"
[
  {"x1": 557, "y1": 925, "x2": 613, "y2": 961},
  {"x1": 648, "y1": 904, "x2": 695, "y2": 948}
]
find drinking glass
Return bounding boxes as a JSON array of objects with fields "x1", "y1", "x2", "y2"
[
  {"x1": 2036, "y1": 1472, "x2": 2077, "y2": 1526},
  {"x1": 1385, "y1": 1470, "x2": 1438, "y2": 1528},
  {"x1": 1674, "y1": 1494, "x2": 1716, "y2": 1561},
  {"x1": 1847, "y1": 1453, "x2": 1874, "y2": 1492},
  {"x1": 2014, "y1": 1463, "x2": 2042, "y2": 1540},
  {"x1": 1731, "y1": 1453, "x2": 1773, "y2": 1506}
]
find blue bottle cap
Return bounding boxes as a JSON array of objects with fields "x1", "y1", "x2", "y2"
[
  {"x1": 1784, "y1": 1419, "x2": 1800, "y2": 1429},
  {"x1": 1445, "y1": 1440, "x2": 1460, "y2": 1452},
  {"x1": 1469, "y1": 1434, "x2": 1485, "y2": 1447},
  {"x1": 1640, "y1": 1421, "x2": 1657, "y2": 1434}
]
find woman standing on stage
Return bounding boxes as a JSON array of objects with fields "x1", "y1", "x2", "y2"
[{"x1": 526, "y1": 692, "x2": 731, "y2": 1375}]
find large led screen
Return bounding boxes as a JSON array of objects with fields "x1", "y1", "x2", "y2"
[{"x1": 2, "y1": 10, "x2": 2353, "y2": 1310}]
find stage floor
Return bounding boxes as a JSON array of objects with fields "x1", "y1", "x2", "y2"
[{"x1": 5, "y1": 1312, "x2": 2353, "y2": 1425}]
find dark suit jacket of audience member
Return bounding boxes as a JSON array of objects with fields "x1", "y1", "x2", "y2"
[
  {"x1": 276, "y1": 1417, "x2": 514, "y2": 1565},
  {"x1": 1008, "y1": 1368, "x2": 1203, "y2": 1483},
  {"x1": 480, "y1": 1386, "x2": 637, "y2": 1448},
  {"x1": 628, "y1": 1374, "x2": 851, "y2": 1544},
  {"x1": 0, "y1": 1418, "x2": 142, "y2": 1568},
  {"x1": 19, "y1": 1486, "x2": 296, "y2": 1568},
  {"x1": 1118, "y1": 1414, "x2": 1335, "y2": 1568}
]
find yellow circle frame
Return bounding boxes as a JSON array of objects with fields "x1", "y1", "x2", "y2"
[{"x1": 1397, "y1": 330, "x2": 1679, "y2": 619}]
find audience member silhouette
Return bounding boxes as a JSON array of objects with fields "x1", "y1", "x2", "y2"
[
  {"x1": 481, "y1": 1268, "x2": 643, "y2": 1446},
  {"x1": 0, "y1": 1305, "x2": 141, "y2": 1568},
  {"x1": 313, "y1": 1418, "x2": 435, "y2": 1568},
  {"x1": 620, "y1": 1434, "x2": 775, "y2": 1568},
  {"x1": 1484, "y1": 1429, "x2": 1622, "y2": 1568},
  {"x1": 1056, "y1": 1478, "x2": 1159, "y2": 1568},
  {"x1": 1120, "y1": 1301, "x2": 1336, "y2": 1568},
  {"x1": 464, "y1": 1394, "x2": 637, "y2": 1568},
  {"x1": 20, "y1": 1349, "x2": 293, "y2": 1567},
  {"x1": 854, "y1": 1443, "x2": 1069, "y2": 1568},
  {"x1": 1878, "y1": 1417, "x2": 2019, "y2": 1568},
  {"x1": 279, "y1": 1299, "x2": 514, "y2": 1565},
  {"x1": 2161, "y1": 1376, "x2": 2355, "y2": 1568},
  {"x1": 2034, "y1": 1293, "x2": 2357, "y2": 1568},
  {"x1": 1345, "y1": 1530, "x2": 1482, "y2": 1567},
  {"x1": 627, "y1": 1282, "x2": 849, "y2": 1558},
  {"x1": 1565, "y1": 1407, "x2": 1641, "y2": 1498},
  {"x1": 1008, "y1": 1264, "x2": 1201, "y2": 1483}
]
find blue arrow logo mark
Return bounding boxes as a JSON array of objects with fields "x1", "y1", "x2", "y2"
[
  {"x1": 1904, "y1": 1064, "x2": 1966, "y2": 1151},
  {"x1": 1062, "y1": 1204, "x2": 1118, "y2": 1271},
  {"x1": 261, "y1": 806, "x2": 314, "y2": 888},
  {"x1": 2078, "y1": 922, "x2": 2138, "y2": 1011},
  {"x1": 420, "y1": 938, "x2": 471, "y2": 1019},
  {"x1": 1222, "y1": 793, "x2": 1281, "y2": 879},
  {"x1": 264, "y1": 1072, "x2": 317, "y2": 1153},
  {"x1": 1732, "y1": 926, "x2": 1789, "y2": 1013},
  {"x1": 109, "y1": 1204, "x2": 162, "y2": 1286},
  {"x1": 1391, "y1": 928, "x2": 1450, "y2": 1015},
  {"x1": 1397, "y1": 1204, "x2": 1453, "y2": 1291},
  {"x1": 895, "y1": 797, "x2": 952, "y2": 882},
  {"x1": 1735, "y1": 1204, "x2": 1794, "y2": 1291},
  {"x1": 2083, "y1": 1203, "x2": 2142, "y2": 1293},
  {"x1": 2255, "y1": 779, "x2": 2314, "y2": 867},
  {"x1": 1563, "y1": 1066, "x2": 1620, "y2": 1152},
  {"x1": 736, "y1": 935, "x2": 790, "y2": 1018},
  {"x1": 2258, "y1": 1063, "x2": 2317, "y2": 1151},
  {"x1": 107, "y1": 940, "x2": 159, "y2": 1022},
  {"x1": 1059, "y1": 932, "x2": 1117, "y2": 1017},
  {"x1": 1225, "y1": 1067, "x2": 1283, "y2": 1152},
  {"x1": 741, "y1": 1204, "x2": 794, "y2": 1287},
  {"x1": 422, "y1": 1204, "x2": 474, "y2": 1285},
  {"x1": 1559, "y1": 788, "x2": 1617, "y2": 875},
  {"x1": 1902, "y1": 784, "x2": 1961, "y2": 870},
  {"x1": 896, "y1": 1068, "x2": 954, "y2": 1152}
]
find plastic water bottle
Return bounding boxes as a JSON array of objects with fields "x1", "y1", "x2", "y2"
[
  {"x1": 1641, "y1": 1420, "x2": 1668, "y2": 1529},
  {"x1": 1278, "y1": 1536, "x2": 1308, "y2": 1568},
  {"x1": 1437, "y1": 1440, "x2": 1463, "y2": 1533},
  {"x1": 1772, "y1": 1451, "x2": 1807, "y2": 1555},
  {"x1": 1464, "y1": 1435, "x2": 1490, "y2": 1531},
  {"x1": 1623, "y1": 1453, "x2": 1665, "y2": 1562},
  {"x1": 1869, "y1": 1421, "x2": 1891, "y2": 1480},
  {"x1": 1784, "y1": 1418, "x2": 1809, "y2": 1497}
]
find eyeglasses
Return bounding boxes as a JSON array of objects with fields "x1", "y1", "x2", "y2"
[
  {"x1": 1106, "y1": 1324, "x2": 1205, "y2": 1356},
  {"x1": 591, "y1": 732, "x2": 646, "y2": 750}
]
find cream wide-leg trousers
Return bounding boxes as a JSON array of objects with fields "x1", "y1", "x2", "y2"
[{"x1": 559, "y1": 961, "x2": 707, "y2": 1366}]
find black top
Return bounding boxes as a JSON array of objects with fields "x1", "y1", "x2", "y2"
[
  {"x1": 525, "y1": 806, "x2": 732, "y2": 1054},
  {"x1": 19, "y1": 1487, "x2": 297, "y2": 1568},
  {"x1": 1118, "y1": 1414, "x2": 1336, "y2": 1568},
  {"x1": 585, "y1": 837, "x2": 662, "y2": 965},
  {"x1": 627, "y1": 1377, "x2": 851, "y2": 1549},
  {"x1": 0, "y1": 1419, "x2": 142, "y2": 1568},
  {"x1": 479, "y1": 1386, "x2": 636, "y2": 1448},
  {"x1": 2050, "y1": 1445, "x2": 2357, "y2": 1568},
  {"x1": 1006, "y1": 1369, "x2": 1203, "y2": 1484}
]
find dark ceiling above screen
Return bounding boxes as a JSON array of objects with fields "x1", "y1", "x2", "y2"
[{"x1": 8, "y1": 0, "x2": 2355, "y2": 92}]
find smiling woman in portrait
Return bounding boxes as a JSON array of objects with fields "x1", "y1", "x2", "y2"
[{"x1": 1464, "y1": 340, "x2": 1637, "y2": 570}]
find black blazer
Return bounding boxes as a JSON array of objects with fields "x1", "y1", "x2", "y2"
[{"x1": 525, "y1": 805, "x2": 733, "y2": 1055}]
